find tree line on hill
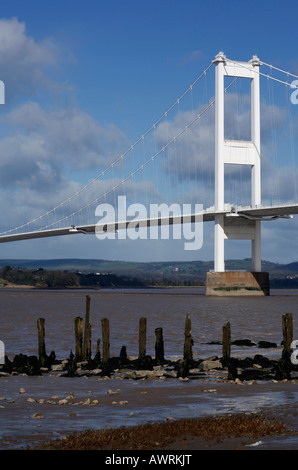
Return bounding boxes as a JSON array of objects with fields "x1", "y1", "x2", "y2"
[
  {"x1": 1, "y1": 264, "x2": 297, "y2": 289},
  {"x1": 0, "y1": 265, "x2": 205, "y2": 289}
]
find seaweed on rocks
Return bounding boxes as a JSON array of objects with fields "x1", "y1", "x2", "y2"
[
  {"x1": 3, "y1": 353, "x2": 41, "y2": 376},
  {"x1": 1, "y1": 348, "x2": 298, "y2": 383}
]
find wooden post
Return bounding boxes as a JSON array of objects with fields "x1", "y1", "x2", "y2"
[
  {"x1": 37, "y1": 318, "x2": 46, "y2": 367},
  {"x1": 119, "y1": 345, "x2": 127, "y2": 366},
  {"x1": 222, "y1": 322, "x2": 231, "y2": 364},
  {"x1": 83, "y1": 295, "x2": 91, "y2": 361},
  {"x1": 183, "y1": 315, "x2": 193, "y2": 361},
  {"x1": 275, "y1": 313, "x2": 293, "y2": 381},
  {"x1": 155, "y1": 327, "x2": 164, "y2": 365},
  {"x1": 138, "y1": 317, "x2": 147, "y2": 360},
  {"x1": 96, "y1": 338, "x2": 101, "y2": 356},
  {"x1": 177, "y1": 359, "x2": 189, "y2": 378},
  {"x1": 101, "y1": 318, "x2": 110, "y2": 364},
  {"x1": 282, "y1": 313, "x2": 293, "y2": 360},
  {"x1": 94, "y1": 338, "x2": 101, "y2": 364},
  {"x1": 74, "y1": 317, "x2": 83, "y2": 361}
]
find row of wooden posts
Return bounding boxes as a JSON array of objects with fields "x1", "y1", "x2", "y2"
[
  {"x1": 36, "y1": 296, "x2": 198, "y2": 366},
  {"x1": 220, "y1": 313, "x2": 293, "y2": 362},
  {"x1": 37, "y1": 295, "x2": 294, "y2": 366}
]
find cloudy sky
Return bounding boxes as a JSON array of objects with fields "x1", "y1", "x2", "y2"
[{"x1": 0, "y1": 0, "x2": 297, "y2": 264}]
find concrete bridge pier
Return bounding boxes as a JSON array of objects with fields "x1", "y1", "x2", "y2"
[{"x1": 205, "y1": 271, "x2": 269, "y2": 296}]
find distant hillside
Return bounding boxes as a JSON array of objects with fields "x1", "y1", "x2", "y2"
[
  {"x1": 0, "y1": 258, "x2": 212, "y2": 282},
  {"x1": 0, "y1": 258, "x2": 297, "y2": 286}
]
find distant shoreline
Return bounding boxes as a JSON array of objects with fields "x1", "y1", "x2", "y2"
[
  {"x1": 0, "y1": 283, "x2": 206, "y2": 291},
  {"x1": 0, "y1": 258, "x2": 298, "y2": 289}
]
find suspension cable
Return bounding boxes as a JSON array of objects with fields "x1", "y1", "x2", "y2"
[
  {"x1": 2, "y1": 61, "x2": 214, "y2": 235},
  {"x1": 5, "y1": 56, "x2": 298, "y2": 235},
  {"x1": 260, "y1": 61, "x2": 298, "y2": 80},
  {"x1": 225, "y1": 57, "x2": 298, "y2": 89},
  {"x1": 37, "y1": 77, "x2": 239, "y2": 231}
]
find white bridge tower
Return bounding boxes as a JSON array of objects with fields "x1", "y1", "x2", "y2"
[
  {"x1": 206, "y1": 52, "x2": 269, "y2": 295},
  {"x1": 214, "y1": 51, "x2": 261, "y2": 272}
]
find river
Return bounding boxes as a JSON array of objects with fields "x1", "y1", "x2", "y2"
[{"x1": 0, "y1": 287, "x2": 298, "y2": 450}]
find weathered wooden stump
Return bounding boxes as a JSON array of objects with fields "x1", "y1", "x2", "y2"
[
  {"x1": 83, "y1": 295, "x2": 91, "y2": 361},
  {"x1": 222, "y1": 321, "x2": 231, "y2": 365},
  {"x1": 101, "y1": 318, "x2": 110, "y2": 364},
  {"x1": 155, "y1": 327, "x2": 165, "y2": 365},
  {"x1": 282, "y1": 313, "x2": 293, "y2": 359},
  {"x1": 37, "y1": 318, "x2": 46, "y2": 367},
  {"x1": 275, "y1": 313, "x2": 294, "y2": 380},
  {"x1": 183, "y1": 315, "x2": 193, "y2": 361},
  {"x1": 119, "y1": 345, "x2": 127, "y2": 366},
  {"x1": 138, "y1": 317, "x2": 147, "y2": 360},
  {"x1": 93, "y1": 338, "x2": 101, "y2": 365},
  {"x1": 177, "y1": 359, "x2": 189, "y2": 378},
  {"x1": 74, "y1": 317, "x2": 83, "y2": 361}
]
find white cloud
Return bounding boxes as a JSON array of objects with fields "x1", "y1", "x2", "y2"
[
  {"x1": 0, "y1": 17, "x2": 56, "y2": 64},
  {"x1": 3, "y1": 101, "x2": 129, "y2": 174},
  {"x1": 0, "y1": 17, "x2": 63, "y2": 101},
  {"x1": 181, "y1": 50, "x2": 204, "y2": 65},
  {"x1": 0, "y1": 18, "x2": 132, "y2": 236}
]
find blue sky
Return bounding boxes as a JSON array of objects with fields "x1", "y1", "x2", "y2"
[{"x1": 0, "y1": 0, "x2": 297, "y2": 264}]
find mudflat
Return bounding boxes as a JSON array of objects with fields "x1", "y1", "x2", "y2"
[{"x1": 1, "y1": 373, "x2": 298, "y2": 450}]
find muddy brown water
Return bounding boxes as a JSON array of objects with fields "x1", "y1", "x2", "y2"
[{"x1": 1, "y1": 287, "x2": 298, "y2": 450}]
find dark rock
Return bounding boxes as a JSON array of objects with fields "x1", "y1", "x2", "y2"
[
  {"x1": 232, "y1": 339, "x2": 256, "y2": 347},
  {"x1": 135, "y1": 355, "x2": 153, "y2": 371},
  {"x1": 258, "y1": 341, "x2": 277, "y2": 349},
  {"x1": 64, "y1": 351, "x2": 78, "y2": 377},
  {"x1": 236, "y1": 357, "x2": 254, "y2": 368},
  {"x1": 253, "y1": 354, "x2": 276, "y2": 368},
  {"x1": 3, "y1": 355, "x2": 12, "y2": 373},
  {"x1": 176, "y1": 359, "x2": 189, "y2": 378},
  {"x1": 26, "y1": 356, "x2": 40, "y2": 376},
  {"x1": 44, "y1": 351, "x2": 57, "y2": 368},
  {"x1": 239, "y1": 368, "x2": 274, "y2": 381},
  {"x1": 274, "y1": 354, "x2": 292, "y2": 381},
  {"x1": 226, "y1": 358, "x2": 238, "y2": 380},
  {"x1": 10, "y1": 353, "x2": 41, "y2": 375},
  {"x1": 100, "y1": 357, "x2": 122, "y2": 376}
]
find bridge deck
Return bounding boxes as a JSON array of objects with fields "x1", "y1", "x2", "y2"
[{"x1": 0, "y1": 203, "x2": 298, "y2": 243}]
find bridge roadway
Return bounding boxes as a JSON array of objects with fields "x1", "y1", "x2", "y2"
[{"x1": 0, "y1": 203, "x2": 297, "y2": 244}]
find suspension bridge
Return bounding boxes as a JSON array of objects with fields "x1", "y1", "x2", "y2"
[{"x1": 1, "y1": 51, "x2": 298, "y2": 295}]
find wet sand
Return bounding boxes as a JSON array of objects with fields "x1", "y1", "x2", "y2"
[{"x1": 1, "y1": 372, "x2": 298, "y2": 450}]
